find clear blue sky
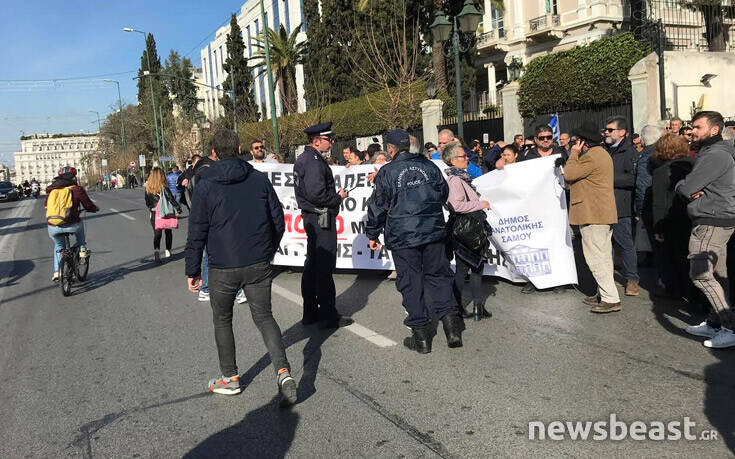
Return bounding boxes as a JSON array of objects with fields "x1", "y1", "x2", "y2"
[{"x1": 0, "y1": 0, "x2": 245, "y2": 167}]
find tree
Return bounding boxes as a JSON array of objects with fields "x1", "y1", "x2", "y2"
[
  {"x1": 99, "y1": 104, "x2": 152, "y2": 171},
  {"x1": 682, "y1": 1, "x2": 735, "y2": 51},
  {"x1": 220, "y1": 13, "x2": 260, "y2": 124},
  {"x1": 135, "y1": 33, "x2": 173, "y2": 153},
  {"x1": 164, "y1": 50, "x2": 200, "y2": 119},
  {"x1": 252, "y1": 24, "x2": 305, "y2": 116},
  {"x1": 350, "y1": 0, "x2": 426, "y2": 129}
]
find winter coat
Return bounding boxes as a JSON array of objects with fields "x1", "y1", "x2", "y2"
[
  {"x1": 652, "y1": 157, "x2": 695, "y2": 237},
  {"x1": 185, "y1": 158, "x2": 284, "y2": 277},
  {"x1": 293, "y1": 145, "x2": 342, "y2": 215},
  {"x1": 604, "y1": 136, "x2": 639, "y2": 218},
  {"x1": 563, "y1": 146, "x2": 618, "y2": 226},
  {"x1": 366, "y1": 150, "x2": 449, "y2": 249}
]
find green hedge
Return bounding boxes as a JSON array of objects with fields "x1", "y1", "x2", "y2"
[
  {"x1": 240, "y1": 81, "x2": 432, "y2": 152},
  {"x1": 517, "y1": 33, "x2": 649, "y2": 117}
]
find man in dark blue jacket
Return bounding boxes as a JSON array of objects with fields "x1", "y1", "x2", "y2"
[
  {"x1": 185, "y1": 129, "x2": 297, "y2": 406},
  {"x1": 293, "y1": 122, "x2": 352, "y2": 329},
  {"x1": 366, "y1": 128, "x2": 464, "y2": 354}
]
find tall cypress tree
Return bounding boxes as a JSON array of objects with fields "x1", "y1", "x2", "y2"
[
  {"x1": 136, "y1": 33, "x2": 172, "y2": 152},
  {"x1": 220, "y1": 13, "x2": 260, "y2": 123},
  {"x1": 164, "y1": 50, "x2": 200, "y2": 119}
]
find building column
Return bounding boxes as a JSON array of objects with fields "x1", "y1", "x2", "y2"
[
  {"x1": 513, "y1": 0, "x2": 525, "y2": 38},
  {"x1": 420, "y1": 99, "x2": 444, "y2": 146},
  {"x1": 485, "y1": 63, "x2": 497, "y2": 106},
  {"x1": 501, "y1": 81, "x2": 523, "y2": 142}
]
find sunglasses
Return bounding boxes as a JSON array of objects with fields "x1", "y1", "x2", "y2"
[
  {"x1": 252, "y1": 146, "x2": 264, "y2": 150},
  {"x1": 604, "y1": 128, "x2": 619, "y2": 133},
  {"x1": 537, "y1": 135, "x2": 553, "y2": 141}
]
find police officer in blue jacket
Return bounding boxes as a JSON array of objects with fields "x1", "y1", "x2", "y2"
[
  {"x1": 366, "y1": 128, "x2": 465, "y2": 354},
  {"x1": 294, "y1": 122, "x2": 354, "y2": 328}
]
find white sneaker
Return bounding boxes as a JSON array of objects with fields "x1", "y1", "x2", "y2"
[
  {"x1": 685, "y1": 321, "x2": 720, "y2": 338},
  {"x1": 198, "y1": 290, "x2": 210, "y2": 302},
  {"x1": 78, "y1": 247, "x2": 88, "y2": 258},
  {"x1": 164, "y1": 250, "x2": 171, "y2": 258},
  {"x1": 704, "y1": 328, "x2": 735, "y2": 349},
  {"x1": 52, "y1": 271, "x2": 60, "y2": 282},
  {"x1": 236, "y1": 290, "x2": 248, "y2": 304}
]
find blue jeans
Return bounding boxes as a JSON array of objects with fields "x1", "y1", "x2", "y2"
[
  {"x1": 201, "y1": 247, "x2": 209, "y2": 293},
  {"x1": 612, "y1": 216, "x2": 639, "y2": 283},
  {"x1": 48, "y1": 223, "x2": 85, "y2": 273}
]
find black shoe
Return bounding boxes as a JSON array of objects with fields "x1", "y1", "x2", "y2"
[
  {"x1": 154, "y1": 250, "x2": 161, "y2": 264},
  {"x1": 301, "y1": 317, "x2": 319, "y2": 326},
  {"x1": 403, "y1": 326, "x2": 433, "y2": 354},
  {"x1": 521, "y1": 282, "x2": 536, "y2": 294},
  {"x1": 441, "y1": 314, "x2": 464, "y2": 348},
  {"x1": 319, "y1": 316, "x2": 354, "y2": 329},
  {"x1": 459, "y1": 304, "x2": 473, "y2": 319},
  {"x1": 473, "y1": 303, "x2": 492, "y2": 321}
]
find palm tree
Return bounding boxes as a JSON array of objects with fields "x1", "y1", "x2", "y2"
[{"x1": 252, "y1": 24, "x2": 305, "y2": 116}]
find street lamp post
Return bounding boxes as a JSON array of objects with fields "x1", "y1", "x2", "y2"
[
  {"x1": 103, "y1": 79, "x2": 127, "y2": 163},
  {"x1": 90, "y1": 110, "x2": 101, "y2": 132},
  {"x1": 231, "y1": 69, "x2": 237, "y2": 132},
  {"x1": 259, "y1": 0, "x2": 280, "y2": 154},
  {"x1": 123, "y1": 27, "x2": 161, "y2": 154},
  {"x1": 430, "y1": 0, "x2": 482, "y2": 140}
]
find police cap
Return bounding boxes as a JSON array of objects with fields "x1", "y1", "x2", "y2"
[
  {"x1": 304, "y1": 122, "x2": 333, "y2": 139},
  {"x1": 385, "y1": 128, "x2": 411, "y2": 150}
]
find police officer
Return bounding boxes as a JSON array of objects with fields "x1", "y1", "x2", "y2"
[
  {"x1": 294, "y1": 122, "x2": 354, "y2": 328},
  {"x1": 366, "y1": 128, "x2": 464, "y2": 354}
]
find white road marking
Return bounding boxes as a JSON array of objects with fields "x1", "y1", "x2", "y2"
[
  {"x1": 108, "y1": 208, "x2": 136, "y2": 221},
  {"x1": 271, "y1": 282, "x2": 397, "y2": 348},
  {"x1": 0, "y1": 200, "x2": 36, "y2": 302}
]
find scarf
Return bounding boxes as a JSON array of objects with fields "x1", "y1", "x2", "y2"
[{"x1": 445, "y1": 166, "x2": 478, "y2": 194}]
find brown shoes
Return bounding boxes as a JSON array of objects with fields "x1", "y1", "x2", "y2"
[
  {"x1": 625, "y1": 281, "x2": 640, "y2": 296},
  {"x1": 590, "y1": 302, "x2": 622, "y2": 313},
  {"x1": 583, "y1": 295, "x2": 600, "y2": 306}
]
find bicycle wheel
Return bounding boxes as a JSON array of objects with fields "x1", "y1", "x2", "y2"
[
  {"x1": 60, "y1": 257, "x2": 73, "y2": 296},
  {"x1": 75, "y1": 250, "x2": 89, "y2": 281}
]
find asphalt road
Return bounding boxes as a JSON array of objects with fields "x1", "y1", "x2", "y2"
[{"x1": 0, "y1": 188, "x2": 733, "y2": 458}]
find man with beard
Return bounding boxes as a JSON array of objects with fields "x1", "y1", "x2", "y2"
[
  {"x1": 248, "y1": 140, "x2": 277, "y2": 164},
  {"x1": 676, "y1": 111, "x2": 735, "y2": 348}
]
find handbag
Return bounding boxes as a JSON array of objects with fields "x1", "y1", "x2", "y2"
[
  {"x1": 446, "y1": 179, "x2": 492, "y2": 256},
  {"x1": 158, "y1": 190, "x2": 175, "y2": 218},
  {"x1": 155, "y1": 198, "x2": 179, "y2": 230}
]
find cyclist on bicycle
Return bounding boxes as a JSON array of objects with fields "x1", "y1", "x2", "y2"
[{"x1": 45, "y1": 166, "x2": 99, "y2": 282}]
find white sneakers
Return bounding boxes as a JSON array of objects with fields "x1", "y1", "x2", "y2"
[
  {"x1": 704, "y1": 328, "x2": 735, "y2": 349},
  {"x1": 685, "y1": 321, "x2": 735, "y2": 349},
  {"x1": 685, "y1": 321, "x2": 719, "y2": 339},
  {"x1": 198, "y1": 290, "x2": 210, "y2": 302},
  {"x1": 78, "y1": 247, "x2": 88, "y2": 258},
  {"x1": 164, "y1": 250, "x2": 171, "y2": 258},
  {"x1": 52, "y1": 271, "x2": 59, "y2": 282}
]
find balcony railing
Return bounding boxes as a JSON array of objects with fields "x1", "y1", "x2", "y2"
[
  {"x1": 477, "y1": 28, "x2": 506, "y2": 47},
  {"x1": 529, "y1": 14, "x2": 560, "y2": 32}
]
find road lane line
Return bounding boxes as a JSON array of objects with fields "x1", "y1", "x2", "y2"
[
  {"x1": 108, "y1": 208, "x2": 136, "y2": 221},
  {"x1": 271, "y1": 282, "x2": 397, "y2": 348}
]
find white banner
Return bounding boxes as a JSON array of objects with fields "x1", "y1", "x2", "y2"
[{"x1": 252, "y1": 156, "x2": 577, "y2": 288}]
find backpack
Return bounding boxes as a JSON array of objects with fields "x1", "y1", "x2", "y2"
[
  {"x1": 185, "y1": 162, "x2": 211, "y2": 206},
  {"x1": 46, "y1": 186, "x2": 75, "y2": 226}
]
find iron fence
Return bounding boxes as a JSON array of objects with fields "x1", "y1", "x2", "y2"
[{"x1": 645, "y1": 0, "x2": 735, "y2": 51}]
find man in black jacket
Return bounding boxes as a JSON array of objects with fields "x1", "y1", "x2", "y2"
[
  {"x1": 293, "y1": 122, "x2": 352, "y2": 329},
  {"x1": 366, "y1": 128, "x2": 464, "y2": 354},
  {"x1": 604, "y1": 115, "x2": 640, "y2": 296},
  {"x1": 185, "y1": 129, "x2": 297, "y2": 406}
]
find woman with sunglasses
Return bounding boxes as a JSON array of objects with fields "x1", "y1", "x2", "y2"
[{"x1": 442, "y1": 141, "x2": 493, "y2": 321}]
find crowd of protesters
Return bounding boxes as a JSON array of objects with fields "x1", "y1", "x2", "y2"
[{"x1": 108, "y1": 108, "x2": 735, "y2": 408}]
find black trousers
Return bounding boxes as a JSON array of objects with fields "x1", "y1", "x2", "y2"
[
  {"x1": 209, "y1": 261, "x2": 290, "y2": 377},
  {"x1": 454, "y1": 256, "x2": 485, "y2": 307},
  {"x1": 392, "y1": 241, "x2": 458, "y2": 329},
  {"x1": 150, "y1": 212, "x2": 172, "y2": 250},
  {"x1": 301, "y1": 212, "x2": 338, "y2": 321}
]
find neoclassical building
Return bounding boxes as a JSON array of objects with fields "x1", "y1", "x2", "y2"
[{"x1": 14, "y1": 134, "x2": 100, "y2": 187}]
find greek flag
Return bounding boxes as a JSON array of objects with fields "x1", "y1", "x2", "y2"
[{"x1": 548, "y1": 114, "x2": 560, "y2": 142}]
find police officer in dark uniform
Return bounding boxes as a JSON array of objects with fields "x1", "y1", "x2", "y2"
[{"x1": 294, "y1": 122, "x2": 354, "y2": 328}]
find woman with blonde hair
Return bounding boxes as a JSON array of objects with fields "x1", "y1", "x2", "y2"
[{"x1": 145, "y1": 167, "x2": 182, "y2": 263}]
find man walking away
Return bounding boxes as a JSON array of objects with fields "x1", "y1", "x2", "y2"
[
  {"x1": 676, "y1": 111, "x2": 735, "y2": 348},
  {"x1": 366, "y1": 129, "x2": 465, "y2": 353},
  {"x1": 185, "y1": 129, "x2": 297, "y2": 406},
  {"x1": 603, "y1": 116, "x2": 640, "y2": 296},
  {"x1": 563, "y1": 121, "x2": 621, "y2": 313},
  {"x1": 166, "y1": 166, "x2": 181, "y2": 205}
]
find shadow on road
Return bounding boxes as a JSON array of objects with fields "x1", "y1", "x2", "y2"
[
  {"x1": 0, "y1": 209, "x2": 141, "y2": 236},
  {"x1": 0, "y1": 259, "x2": 35, "y2": 288},
  {"x1": 189, "y1": 272, "x2": 385, "y2": 456},
  {"x1": 704, "y1": 350, "x2": 735, "y2": 452},
  {"x1": 0, "y1": 217, "x2": 30, "y2": 229},
  {"x1": 183, "y1": 396, "x2": 299, "y2": 459}
]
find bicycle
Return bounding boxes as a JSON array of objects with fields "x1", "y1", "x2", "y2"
[{"x1": 57, "y1": 214, "x2": 90, "y2": 296}]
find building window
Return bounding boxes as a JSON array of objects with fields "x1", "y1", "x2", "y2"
[
  {"x1": 545, "y1": 0, "x2": 558, "y2": 15},
  {"x1": 272, "y1": 0, "x2": 280, "y2": 30},
  {"x1": 214, "y1": 49, "x2": 218, "y2": 80},
  {"x1": 247, "y1": 26, "x2": 252, "y2": 57},
  {"x1": 283, "y1": 0, "x2": 291, "y2": 32},
  {"x1": 300, "y1": 0, "x2": 305, "y2": 31}
]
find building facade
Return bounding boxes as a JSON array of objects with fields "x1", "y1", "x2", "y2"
[
  {"x1": 14, "y1": 134, "x2": 100, "y2": 187},
  {"x1": 201, "y1": 0, "x2": 307, "y2": 121}
]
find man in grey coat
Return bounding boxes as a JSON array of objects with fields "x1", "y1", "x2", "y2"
[{"x1": 676, "y1": 111, "x2": 735, "y2": 349}]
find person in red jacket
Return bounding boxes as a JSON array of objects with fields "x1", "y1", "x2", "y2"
[{"x1": 45, "y1": 166, "x2": 99, "y2": 281}]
